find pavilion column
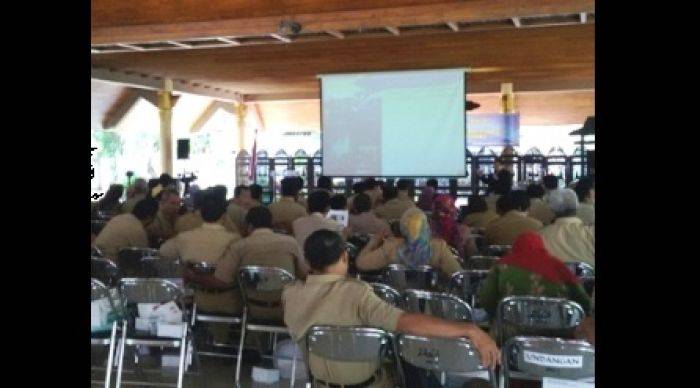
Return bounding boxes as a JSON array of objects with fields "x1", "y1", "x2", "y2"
[
  {"x1": 158, "y1": 79, "x2": 174, "y2": 175},
  {"x1": 235, "y1": 101, "x2": 248, "y2": 151}
]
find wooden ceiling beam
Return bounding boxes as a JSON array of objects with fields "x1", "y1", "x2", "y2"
[
  {"x1": 446, "y1": 21, "x2": 459, "y2": 32},
  {"x1": 92, "y1": 0, "x2": 594, "y2": 44}
]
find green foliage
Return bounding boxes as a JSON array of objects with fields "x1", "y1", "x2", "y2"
[{"x1": 92, "y1": 131, "x2": 123, "y2": 157}]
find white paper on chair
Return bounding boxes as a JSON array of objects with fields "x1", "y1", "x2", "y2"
[
  {"x1": 154, "y1": 301, "x2": 182, "y2": 323},
  {"x1": 543, "y1": 377, "x2": 594, "y2": 388},
  {"x1": 91, "y1": 297, "x2": 112, "y2": 329},
  {"x1": 326, "y1": 210, "x2": 349, "y2": 227}
]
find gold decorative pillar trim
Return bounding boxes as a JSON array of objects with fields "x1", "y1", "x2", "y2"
[
  {"x1": 234, "y1": 101, "x2": 248, "y2": 151},
  {"x1": 158, "y1": 79, "x2": 174, "y2": 175},
  {"x1": 500, "y1": 82, "x2": 516, "y2": 113}
]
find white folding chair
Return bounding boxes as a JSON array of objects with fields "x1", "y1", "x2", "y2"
[
  {"x1": 385, "y1": 264, "x2": 438, "y2": 293},
  {"x1": 306, "y1": 326, "x2": 392, "y2": 388},
  {"x1": 235, "y1": 266, "x2": 296, "y2": 387},
  {"x1": 115, "y1": 278, "x2": 190, "y2": 388},
  {"x1": 397, "y1": 334, "x2": 497, "y2": 388},
  {"x1": 496, "y1": 296, "x2": 585, "y2": 346},
  {"x1": 502, "y1": 336, "x2": 594, "y2": 388},
  {"x1": 91, "y1": 279, "x2": 120, "y2": 388},
  {"x1": 403, "y1": 289, "x2": 473, "y2": 322}
]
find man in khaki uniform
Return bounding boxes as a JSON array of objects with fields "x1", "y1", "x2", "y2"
[
  {"x1": 174, "y1": 190, "x2": 204, "y2": 235},
  {"x1": 216, "y1": 206, "x2": 309, "y2": 322},
  {"x1": 268, "y1": 177, "x2": 307, "y2": 234},
  {"x1": 348, "y1": 193, "x2": 390, "y2": 236},
  {"x1": 146, "y1": 188, "x2": 181, "y2": 244},
  {"x1": 223, "y1": 186, "x2": 252, "y2": 235},
  {"x1": 121, "y1": 178, "x2": 148, "y2": 214},
  {"x1": 292, "y1": 191, "x2": 345, "y2": 255},
  {"x1": 539, "y1": 189, "x2": 595, "y2": 266},
  {"x1": 94, "y1": 198, "x2": 158, "y2": 261},
  {"x1": 485, "y1": 191, "x2": 543, "y2": 246},
  {"x1": 283, "y1": 230, "x2": 500, "y2": 387},
  {"x1": 161, "y1": 195, "x2": 242, "y2": 343},
  {"x1": 374, "y1": 180, "x2": 416, "y2": 222},
  {"x1": 526, "y1": 183, "x2": 555, "y2": 225}
]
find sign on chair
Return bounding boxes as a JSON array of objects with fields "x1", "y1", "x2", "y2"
[{"x1": 542, "y1": 377, "x2": 595, "y2": 388}]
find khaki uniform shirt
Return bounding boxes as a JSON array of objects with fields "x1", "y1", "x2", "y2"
[
  {"x1": 485, "y1": 194, "x2": 500, "y2": 212},
  {"x1": 374, "y1": 193, "x2": 416, "y2": 221},
  {"x1": 94, "y1": 214, "x2": 150, "y2": 261},
  {"x1": 120, "y1": 193, "x2": 146, "y2": 214},
  {"x1": 464, "y1": 211, "x2": 499, "y2": 229},
  {"x1": 160, "y1": 223, "x2": 242, "y2": 314},
  {"x1": 223, "y1": 202, "x2": 247, "y2": 235},
  {"x1": 174, "y1": 211, "x2": 204, "y2": 235},
  {"x1": 269, "y1": 197, "x2": 307, "y2": 234},
  {"x1": 539, "y1": 217, "x2": 595, "y2": 266},
  {"x1": 356, "y1": 238, "x2": 463, "y2": 278},
  {"x1": 348, "y1": 212, "x2": 390, "y2": 236},
  {"x1": 283, "y1": 274, "x2": 403, "y2": 387},
  {"x1": 528, "y1": 198, "x2": 556, "y2": 226},
  {"x1": 146, "y1": 210, "x2": 178, "y2": 243},
  {"x1": 484, "y1": 210, "x2": 543, "y2": 246},
  {"x1": 292, "y1": 213, "x2": 344, "y2": 254},
  {"x1": 217, "y1": 228, "x2": 308, "y2": 322},
  {"x1": 576, "y1": 202, "x2": 595, "y2": 226}
]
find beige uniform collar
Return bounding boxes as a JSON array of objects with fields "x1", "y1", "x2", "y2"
[
  {"x1": 555, "y1": 216, "x2": 583, "y2": 225},
  {"x1": 250, "y1": 227, "x2": 274, "y2": 236},
  {"x1": 201, "y1": 222, "x2": 225, "y2": 230},
  {"x1": 305, "y1": 274, "x2": 346, "y2": 283},
  {"x1": 505, "y1": 210, "x2": 528, "y2": 218}
]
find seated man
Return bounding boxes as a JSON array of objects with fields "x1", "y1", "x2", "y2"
[
  {"x1": 161, "y1": 194, "x2": 242, "y2": 342},
  {"x1": 526, "y1": 183, "x2": 555, "y2": 226},
  {"x1": 539, "y1": 189, "x2": 595, "y2": 266},
  {"x1": 283, "y1": 230, "x2": 500, "y2": 388},
  {"x1": 314, "y1": 176, "x2": 333, "y2": 195},
  {"x1": 217, "y1": 206, "x2": 309, "y2": 322},
  {"x1": 485, "y1": 170, "x2": 513, "y2": 212},
  {"x1": 574, "y1": 176, "x2": 595, "y2": 226},
  {"x1": 292, "y1": 190, "x2": 345, "y2": 254},
  {"x1": 462, "y1": 195, "x2": 499, "y2": 229},
  {"x1": 268, "y1": 177, "x2": 307, "y2": 234},
  {"x1": 121, "y1": 178, "x2": 148, "y2": 214},
  {"x1": 94, "y1": 198, "x2": 158, "y2": 261},
  {"x1": 485, "y1": 190, "x2": 543, "y2": 246},
  {"x1": 374, "y1": 179, "x2": 416, "y2": 221},
  {"x1": 174, "y1": 189, "x2": 204, "y2": 235},
  {"x1": 223, "y1": 185, "x2": 252, "y2": 235},
  {"x1": 249, "y1": 184, "x2": 264, "y2": 208},
  {"x1": 146, "y1": 188, "x2": 182, "y2": 245},
  {"x1": 348, "y1": 193, "x2": 390, "y2": 236},
  {"x1": 347, "y1": 181, "x2": 366, "y2": 214}
]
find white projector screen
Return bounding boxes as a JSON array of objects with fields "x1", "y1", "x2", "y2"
[{"x1": 320, "y1": 68, "x2": 466, "y2": 177}]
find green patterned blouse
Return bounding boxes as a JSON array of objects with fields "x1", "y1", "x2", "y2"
[{"x1": 478, "y1": 263, "x2": 592, "y2": 319}]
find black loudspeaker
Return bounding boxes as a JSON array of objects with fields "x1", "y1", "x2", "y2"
[{"x1": 177, "y1": 139, "x2": 190, "y2": 160}]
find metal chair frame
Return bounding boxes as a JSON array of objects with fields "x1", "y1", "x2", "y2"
[
  {"x1": 502, "y1": 336, "x2": 594, "y2": 388},
  {"x1": 369, "y1": 282, "x2": 403, "y2": 308},
  {"x1": 235, "y1": 266, "x2": 296, "y2": 388},
  {"x1": 91, "y1": 278, "x2": 119, "y2": 388},
  {"x1": 114, "y1": 278, "x2": 190, "y2": 388},
  {"x1": 403, "y1": 289, "x2": 474, "y2": 322},
  {"x1": 384, "y1": 264, "x2": 438, "y2": 292}
]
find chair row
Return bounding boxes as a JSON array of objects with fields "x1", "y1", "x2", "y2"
[{"x1": 305, "y1": 325, "x2": 594, "y2": 388}]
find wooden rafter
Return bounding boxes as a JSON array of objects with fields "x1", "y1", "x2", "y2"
[{"x1": 189, "y1": 100, "x2": 236, "y2": 133}]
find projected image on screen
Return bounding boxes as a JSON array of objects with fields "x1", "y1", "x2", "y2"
[{"x1": 321, "y1": 69, "x2": 466, "y2": 176}]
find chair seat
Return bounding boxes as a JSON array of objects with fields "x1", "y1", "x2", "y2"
[{"x1": 195, "y1": 312, "x2": 242, "y2": 324}]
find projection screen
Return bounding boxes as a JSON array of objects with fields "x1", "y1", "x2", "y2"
[{"x1": 320, "y1": 68, "x2": 466, "y2": 177}]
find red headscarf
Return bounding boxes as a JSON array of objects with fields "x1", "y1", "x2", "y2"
[
  {"x1": 431, "y1": 194, "x2": 464, "y2": 256},
  {"x1": 499, "y1": 232, "x2": 580, "y2": 285}
]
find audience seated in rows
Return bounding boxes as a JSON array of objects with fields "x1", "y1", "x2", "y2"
[
  {"x1": 93, "y1": 184, "x2": 124, "y2": 216},
  {"x1": 329, "y1": 194, "x2": 347, "y2": 210},
  {"x1": 348, "y1": 193, "x2": 390, "y2": 236},
  {"x1": 174, "y1": 188, "x2": 204, "y2": 234},
  {"x1": 292, "y1": 191, "x2": 345, "y2": 259},
  {"x1": 429, "y1": 194, "x2": 476, "y2": 258},
  {"x1": 282, "y1": 229, "x2": 500, "y2": 388},
  {"x1": 478, "y1": 232, "x2": 591, "y2": 320},
  {"x1": 356, "y1": 207, "x2": 462, "y2": 279},
  {"x1": 121, "y1": 179, "x2": 148, "y2": 214},
  {"x1": 346, "y1": 181, "x2": 365, "y2": 214},
  {"x1": 462, "y1": 195, "x2": 499, "y2": 229},
  {"x1": 374, "y1": 179, "x2": 416, "y2": 221},
  {"x1": 485, "y1": 190, "x2": 543, "y2": 246},
  {"x1": 362, "y1": 178, "x2": 384, "y2": 209},
  {"x1": 93, "y1": 198, "x2": 158, "y2": 260},
  {"x1": 526, "y1": 183, "x2": 555, "y2": 225},
  {"x1": 539, "y1": 188, "x2": 595, "y2": 266},
  {"x1": 416, "y1": 178, "x2": 438, "y2": 211},
  {"x1": 268, "y1": 177, "x2": 307, "y2": 234},
  {"x1": 575, "y1": 176, "x2": 595, "y2": 226}
]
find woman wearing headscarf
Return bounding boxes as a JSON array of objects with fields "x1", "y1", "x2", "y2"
[
  {"x1": 355, "y1": 208, "x2": 462, "y2": 278},
  {"x1": 430, "y1": 194, "x2": 477, "y2": 258},
  {"x1": 478, "y1": 231, "x2": 591, "y2": 320}
]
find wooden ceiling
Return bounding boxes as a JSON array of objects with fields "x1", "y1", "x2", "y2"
[{"x1": 91, "y1": 0, "x2": 594, "y2": 123}]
